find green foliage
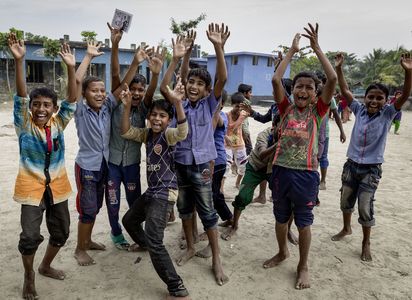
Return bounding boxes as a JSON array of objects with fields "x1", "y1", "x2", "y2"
[
  {"x1": 25, "y1": 32, "x2": 48, "y2": 43},
  {"x1": 43, "y1": 39, "x2": 60, "y2": 59},
  {"x1": 158, "y1": 39, "x2": 172, "y2": 64},
  {"x1": 81, "y1": 31, "x2": 97, "y2": 42},
  {"x1": 170, "y1": 13, "x2": 206, "y2": 35}
]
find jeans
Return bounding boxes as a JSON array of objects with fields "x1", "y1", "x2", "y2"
[
  {"x1": 212, "y1": 164, "x2": 233, "y2": 221},
  {"x1": 105, "y1": 162, "x2": 141, "y2": 236},
  {"x1": 122, "y1": 191, "x2": 185, "y2": 294}
]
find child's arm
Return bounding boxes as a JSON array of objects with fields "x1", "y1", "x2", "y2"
[
  {"x1": 335, "y1": 53, "x2": 354, "y2": 106},
  {"x1": 394, "y1": 53, "x2": 412, "y2": 110},
  {"x1": 212, "y1": 109, "x2": 224, "y2": 130},
  {"x1": 8, "y1": 33, "x2": 27, "y2": 97},
  {"x1": 180, "y1": 30, "x2": 196, "y2": 86},
  {"x1": 227, "y1": 111, "x2": 248, "y2": 132},
  {"x1": 143, "y1": 46, "x2": 166, "y2": 108},
  {"x1": 107, "y1": 22, "x2": 123, "y2": 92},
  {"x1": 75, "y1": 41, "x2": 104, "y2": 100},
  {"x1": 58, "y1": 43, "x2": 77, "y2": 103},
  {"x1": 302, "y1": 23, "x2": 337, "y2": 105},
  {"x1": 331, "y1": 107, "x2": 346, "y2": 143},
  {"x1": 207, "y1": 23, "x2": 227, "y2": 99},
  {"x1": 272, "y1": 34, "x2": 300, "y2": 103},
  {"x1": 160, "y1": 36, "x2": 189, "y2": 99}
]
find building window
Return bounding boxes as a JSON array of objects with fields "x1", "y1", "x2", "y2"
[
  {"x1": 267, "y1": 57, "x2": 273, "y2": 67},
  {"x1": 252, "y1": 56, "x2": 259, "y2": 66},
  {"x1": 26, "y1": 61, "x2": 44, "y2": 83},
  {"x1": 231, "y1": 55, "x2": 238, "y2": 65}
]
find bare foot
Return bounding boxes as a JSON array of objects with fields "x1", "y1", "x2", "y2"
[
  {"x1": 218, "y1": 219, "x2": 233, "y2": 227},
  {"x1": 331, "y1": 228, "x2": 352, "y2": 241},
  {"x1": 263, "y1": 251, "x2": 290, "y2": 268},
  {"x1": 198, "y1": 232, "x2": 208, "y2": 241},
  {"x1": 38, "y1": 265, "x2": 65, "y2": 280},
  {"x1": 74, "y1": 248, "x2": 95, "y2": 266},
  {"x1": 288, "y1": 230, "x2": 299, "y2": 246},
  {"x1": 295, "y1": 265, "x2": 310, "y2": 290},
  {"x1": 128, "y1": 243, "x2": 146, "y2": 252},
  {"x1": 212, "y1": 257, "x2": 229, "y2": 286},
  {"x1": 88, "y1": 241, "x2": 106, "y2": 250},
  {"x1": 319, "y1": 182, "x2": 326, "y2": 190},
  {"x1": 220, "y1": 227, "x2": 237, "y2": 241},
  {"x1": 252, "y1": 194, "x2": 267, "y2": 204},
  {"x1": 361, "y1": 240, "x2": 372, "y2": 261},
  {"x1": 22, "y1": 271, "x2": 38, "y2": 300},
  {"x1": 195, "y1": 244, "x2": 212, "y2": 258},
  {"x1": 176, "y1": 248, "x2": 196, "y2": 266}
]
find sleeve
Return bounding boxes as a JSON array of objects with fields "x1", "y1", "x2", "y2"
[
  {"x1": 316, "y1": 97, "x2": 330, "y2": 118},
  {"x1": 349, "y1": 99, "x2": 362, "y2": 115},
  {"x1": 106, "y1": 93, "x2": 119, "y2": 111},
  {"x1": 56, "y1": 100, "x2": 76, "y2": 130},
  {"x1": 253, "y1": 106, "x2": 272, "y2": 123},
  {"x1": 121, "y1": 127, "x2": 149, "y2": 143},
  {"x1": 13, "y1": 94, "x2": 30, "y2": 134},
  {"x1": 207, "y1": 91, "x2": 220, "y2": 115},
  {"x1": 165, "y1": 121, "x2": 188, "y2": 145},
  {"x1": 255, "y1": 128, "x2": 270, "y2": 156},
  {"x1": 277, "y1": 96, "x2": 290, "y2": 116},
  {"x1": 383, "y1": 104, "x2": 399, "y2": 119}
]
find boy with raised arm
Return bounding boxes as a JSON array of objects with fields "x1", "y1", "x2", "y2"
[
  {"x1": 9, "y1": 33, "x2": 77, "y2": 299},
  {"x1": 331, "y1": 52, "x2": 412, "y2": 261},
  {"x1": 105, "y1": 23, "x2": 165, "y2": 250},
  {"x1": 160, "y1": 23, "x2": 229, "y2": 286},
  {"x1": 265, "y1": 24, "x2": 337, "y2": 290}
]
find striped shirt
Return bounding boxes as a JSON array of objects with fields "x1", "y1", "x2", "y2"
[{"x1": 13, "y1": 95, "x2": 75, "y2": 206}]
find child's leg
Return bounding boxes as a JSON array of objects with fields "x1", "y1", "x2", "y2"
[
  {"x1": 39, "y1": 200, "x2": 70, "y2": 280},
  {"x1": 145, "y1": 190, "x2": 189, "y2": 297},
  {"x1": 122, "y1": 193, "x2": 148, "y2": 250},
  {"x1": 319, "y1": 137, "x2": 329, "y2": 190},
  {"x1": 212, "y1": 164, "x2": 233, "y2": 224},
  {"x1": 253, "y1": 180, "x2": 267, "y2": 204},
  {"x1": 287, "y1": 215, "x2": 299, "y2": 245},
  {"x1": 394, "y1": 120, "x2": 401, "y2": 134},
  {"x1": 296, "y1": 225, "x2": 311, "y2": 289},
  {"x1": 234, "y1": 148, "x2": 247, "y2": 189},
  {"x1": 123, "y1": 163, "x2": 141, "y2": 207}
]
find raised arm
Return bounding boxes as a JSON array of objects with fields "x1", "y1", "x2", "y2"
[
  {"x1": 75, "y1": 41, "x2": 104, "y2": 99},
  {"x1": 212, "y1": 109, "x2": 224, "y2": 130},
  {"x1": 120, "y1": 84, "x2": 132, "y2": 135},
  {"x1": 302, "y1": 23, "x2": 337, "y2": 105},
  {"x1": 165, "y1": 77, "x2": 186, "y2": 123},
  {"x1": 394, "y1": 53, "x2": 412, "y2": 110},
  {"x1": 107, "y1": 22, "x2": 123, "y2": 92},
  {"x1": 58, "y1": 43, "x2": 77, "y2": 102},
  {"x1": 331, "y1": 104, "x2": 346, "y2": 143},
  {"x1": 180, "y1": 30, "x2": 196, "y2": 86},
  {"x1": 143, "y1": 46, "x2": 166, "y2": 107},
  {"x1": 335, "y1": 53, "x2": 354, "y2": 106},
  {"x1": 8, "y1": 33, "x2": 27, "y2": 97},
  {"x1": 206, "y1": 23, "x2": 227, "y2": 98},
  {"x1": 159, "y1": 35, "x2": 189, "y2": 98},
  {"x1": 272, "y1": 34, "x2": 300, "y2": 103}
]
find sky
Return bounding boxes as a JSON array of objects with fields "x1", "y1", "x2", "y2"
[{"x1": 1, "y1": 0, "x2": 412, "y2": 59}]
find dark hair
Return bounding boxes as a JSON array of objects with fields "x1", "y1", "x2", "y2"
[
  {"x1": 130, "y1": 74, "x2": 147, "y2": 87},
  {"x1": 189, "y1": 61, "x2": 200, "y2": 69},
  {"x1": 292, "y1": 71, "x2": 321, "y2": 91},
  {"x1": 149, "y1": 99, "x2": 174, "y2": 119},
  {"x1": 187, "y1": 68, "x2": 211, "y2": 87},
  {"x1": 238, "y1": 83, "x2": 252, "y2": 94},
  {"x1": 365, "y1": 83, "x2": 389, "y2": 99},
  {"x1": 29, "y1": 87, "x2": 58, "y2": 106},
  {"x1": 231, "y1": 92, "x2": 246, "y2": 105},
  {"x1": 82, "y1": 76, "x2": 104, "y2": 93}
]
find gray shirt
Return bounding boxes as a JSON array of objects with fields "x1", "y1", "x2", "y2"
[
  {"x1": 248, "y1": 127, "x2": 273, "y2": 172},
  {"x1": 75, "y1": 93, "x2": 117, "y2": 171},
  {"x1": 109, "y1": 102, "x2": 148, "y2": 167}
]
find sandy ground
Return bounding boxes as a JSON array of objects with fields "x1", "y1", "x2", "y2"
[{"x1": 0, "y1": 101, "x2": 412, "y2": 300}]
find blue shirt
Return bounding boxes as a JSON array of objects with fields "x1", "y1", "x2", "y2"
[
  {"x1": 75, "y1": 93, "x2": 117, "y2": 171},
  {"x1": 346, "y1": 99, "x2": 398, "y2": 164},
  {"x1": 214, "y1": 111, "x2": 228, "y2": 166},
  {"x1": 174, "y1": 92, "x2": 220, "y2": 165}
]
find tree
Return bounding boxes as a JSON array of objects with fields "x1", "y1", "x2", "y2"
[
  {"x1": 170, "y1": 13, "x2": 206, "y2": 35},
  {"x1": 25, "y1": 32, "x2": 48, "y2": 43},
  {"x1": 43, "y1": 38, "x2": 60, "y2": 91},
  {"x1": 81, "y1": 31, "x2": 97, "y2": 42}
]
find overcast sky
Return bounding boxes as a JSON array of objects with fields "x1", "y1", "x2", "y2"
[{"x1": 1, "y1": 0, "x2": 412, "y2": 59}]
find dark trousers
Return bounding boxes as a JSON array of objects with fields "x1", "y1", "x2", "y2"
[
  {"x1": 212, "y1": 164, "x2": 233, "y2": 221},
  {"x1": 122, "y1": 192, "x2": 184, "y2": 294}
]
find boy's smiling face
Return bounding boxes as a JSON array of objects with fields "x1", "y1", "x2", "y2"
[
  {"x1": 148, "y1": 107, "x2": 171, "y2": 133},
  {"x1": 364, "y1": 89, "x2": 386, "y2": 115},
  {"x1": 83, "y1": 81, "x2": 106, "y2": 112},
  {"x1": 130, "y1": 82, "x2": 146, "y2": 107},
  {"x1": 292, "y1": 77, "x2": 317, "y2": 109},
  {"x1": 186, "y1": 75, "x2": 208, "y2": 103},
  {"x1": 30, "y1": 97, "x2": 58, "y2": 127}
]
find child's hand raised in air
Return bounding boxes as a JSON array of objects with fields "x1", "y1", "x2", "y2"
[
  {"x1": 302, "y1": 23, "x2": 320, "y2": 52},
  {"x1": 172, "y1": 35, "x2": 191, "y2": 59},
  {"x1": 166, "y1": 77, "x2": 185, "y2": 105},
  {"x1": 120, "y1": 83, "x2": 132, "y2": 107},
  {"x1": 335, "y1": 52, "x2": 344, "y2": 68},
  {"x1": 8, "y1": 32, "x2": 25, "y2": 60},
  {"x1": 400, "y1": 53, "x2": 412, "y2": 71},
  {"x1": 290, "y1": 33, "x2": 301, "y2": 54},
  {"x1": 206, "y1": 23, "x2": 223, "y2": 46},
  {"x1": 86, "y1": 40, "x2": 104, "y2": 58},
  {"x1": 59, "y1": 43, "x2": 75, "y2": 68},
  {"x1": 183, "y1": 30, "x2": 196, "y2": 50},
  {"x1": 148, "y1": 46, "x2": 166, "y2": 75},
  {"x1": 107, "y1": 22, "x2": 123, "y2": 46},
  {"x1": 220, "y1": 23, "x2": 230, "y2": 49},
  {"x1": 134, "y1": 44, "x2": 152, "y2": 64}
]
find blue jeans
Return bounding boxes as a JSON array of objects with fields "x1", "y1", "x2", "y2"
[
  {"x1": 122, "y1": 191, "x2": 186, "y2": 295},
  {"x1": 212, "y1": 164, "x2": 233, "y2": 221},
  {"x1": 319, "y1": 137, "x2": 330, "y2": 169},
  {"x1": 340, "y1": 160, "x2": 382, "y2": 227},
  {"x1": 175, "y1": 162, "x2": 218, "y2": 230},
  {"x1": 105, "y1": 162, "x2": 141, "y2": 236}
]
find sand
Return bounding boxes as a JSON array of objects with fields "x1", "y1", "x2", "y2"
[{"x1": 0, "y1": 101, "x2": 411, "y2": 300}]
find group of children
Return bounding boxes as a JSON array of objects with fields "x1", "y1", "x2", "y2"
[{"x1": 8, "y1": 20, "x2": 412, "y2": 299}]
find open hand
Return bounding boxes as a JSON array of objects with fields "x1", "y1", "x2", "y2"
[
  {"x1": 400, "y1": 53, "x2": 412, "y2": 71},
  {"x1": 135, "y1": 44, "x2": 151, "y2": 64},
  {"x1": 183, "y1": 30, "x2": 196, "y2": 50},
  {"x1": 302, "y1": 23, "x2": 320, "y2": 51},
  {"x1": 290, "y1": 33, "x2": 301, "y2": 53},
  {"x1": 220, "y1": 23, "x2": 230, "y2": 49},
  {"x1": 239, "y1": 102, "x2": 253, "y2": 115},
  {"x1": 86, "y1": 40, "x2": 104, "y2": 58},
  {"x1": 206, "y1": 23, "x2": 223, "y2": 46},
  {"x1": 148, "y1": 46, "x2": 166, "y2": 75},
  {"x1": 59, "y1": 43, "x2": 75, "y2": 67},
  {"x1": 335, "y1": 53, "x2": 344, "y2": 68},
  {"x1": 120, "y1": 83, "x2": 132, "y2": 106},
  {"x1": 8, "y1": 32, "x2": 25, "y2": 60},
  {"x1": 107, "y1": 22, "x2": 123, "y2": 46},
  {"x1": 166, "y1": 76, "x2": 186, "y2": 105}
]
